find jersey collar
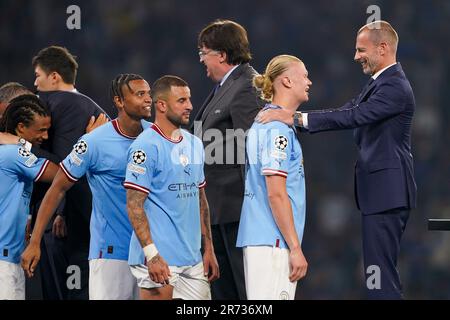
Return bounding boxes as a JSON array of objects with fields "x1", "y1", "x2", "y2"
[
  {"x1": 112, "y1": 119, "x2": 138, "y2": 139},
  {"x1": 151, "y1": 123, "x2": 183, "y2": 143}
]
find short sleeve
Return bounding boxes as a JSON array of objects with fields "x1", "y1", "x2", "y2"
[
  {"x1": 60, "y1": 135, "x2": 93, "y2": 182},
  {"x1": 124, "y1": 142, "x2": 158, "y2": 195},
  {"x1": 6, "y1": 146, "x2": 50, "y2": 182},
  {"x1": 260, "y1": 126, "x2": 292, "y2": 178},
  {"x1": 198, "y1": 140, "x2": 206, "y2": 188}
]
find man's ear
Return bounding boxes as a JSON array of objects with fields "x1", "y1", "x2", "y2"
[
  {"x1": 155, "y1": 100, "x2": 166, "y2": 113},
  {"x1": 219, "y1": 51, "x2": 227, "y2": 64},
  {"x1": 378, "y1": 42, "x2": 388, "y2": 56},
  {"x1": 281, "y1": 76, "x2": 292, "y2": 88},
  {"x1": 50, "y1": 72, "x2": 60, "y2": 85},
  {"x1": 113, "y1": 96, "x2": 124, "y2": 110},
  {"x1": 16, "y1": 122, "x2": 26, "y2": 135}
]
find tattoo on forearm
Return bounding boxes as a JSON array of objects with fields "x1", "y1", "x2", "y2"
[
  {"x1": 127, "y1": 189, "x2": 152, "y2": 247},
  {"x1": 199, "y1": 189, "x2": 212, "y2": 244}
]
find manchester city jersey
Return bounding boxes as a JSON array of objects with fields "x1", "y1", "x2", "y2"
[
  {"x1": 124, "y1": 123, "x2": 206, "y2": 267},
  {"x1": 236, "y1": 104, "x2": 306, "y2": 249},
  {"x1": 0, "y1": 145, "x2": 49, "y2": 263},
  {"x1": 61, "y1": 119, "x2": 151, "y2": 261}
]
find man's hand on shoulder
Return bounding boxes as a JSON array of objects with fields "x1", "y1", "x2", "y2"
[
  {"x1": 86, "y1": 113, "x2": 108, "y2": 133},
  {"x1": 255, "y1": 108, "x2": 295, "y2": 126}
]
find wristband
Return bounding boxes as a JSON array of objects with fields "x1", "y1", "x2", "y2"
[{"x1": 143, "y1": 243, "x2": 159, "y2": 261}]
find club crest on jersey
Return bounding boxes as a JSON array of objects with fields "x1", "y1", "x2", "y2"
[
  {"x1": 132, "y1": 150, "x2": 147, "y2": 165},
  {"x1": 274, "y1": 135, "x2": 288, "y2": 151},
  {"x1": 18, "y1": 147, "x2": 32, "y2": 158},
  {"x1": 179, "y1": 154, "x2": 189, "y2": 167},
  {"x1": 74, "y1": 140, "x2": 88, "y2": 155}
]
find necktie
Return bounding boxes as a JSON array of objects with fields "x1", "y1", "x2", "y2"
[
  {"x1": 213, "y1": 83, "x2": 221, "y2": 95},
  {"x1": 363, "y1": 78, "x2": 374, "y2": 90},
  {"x1": 200, "y1": 84, "x2": 221, "y2": 121},
  {"x1": 357, "y1": 77, "x2": 374, "y2": 102}
]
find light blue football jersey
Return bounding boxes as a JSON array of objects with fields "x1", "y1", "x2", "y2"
[
  {"x1": 236, "y1": 104, "x2": 306, "y2": 249},
  {"x1": 61, "y1": 119, "x2": 151, "y2": 260},
  {"x1": 124, "y1": 123, "x2": 206, "y2": 267},
  {"x1": 0, "y1": 145, "x2": 49, "y2": 263}
]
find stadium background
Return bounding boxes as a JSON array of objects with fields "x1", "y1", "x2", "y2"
[{"x1": 1, "y1": 0, "x2": 449, "y2": 299}]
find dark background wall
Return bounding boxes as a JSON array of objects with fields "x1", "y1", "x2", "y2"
[{"x1": 1, "y1": 0, "x2": 449, "y2": 299}]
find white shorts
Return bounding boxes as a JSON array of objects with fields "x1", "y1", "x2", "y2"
[
  {"x1": 89, "y1": 259, "x2": 139, "y2": 300},
  {"x1": 0, "y1": 260, "x2": 25, "y2": 300},
  {"x1": 130, "y1": 261, "x2": 211, "y2": 300},
  {"x1": 243, "y1": 246, "x2": 297, "y2": 300}
]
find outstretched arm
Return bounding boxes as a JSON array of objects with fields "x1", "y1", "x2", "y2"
[{"x1": 126, "y1": 189, "x2": 171, "y2": 285}]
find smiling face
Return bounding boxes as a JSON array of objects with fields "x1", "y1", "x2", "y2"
[
  {"x1": 277, "y1": 61, "x2": 312, "y2": 105},
  {"x1": 16, "y1": 114, "x2": 51, "y2": 145},
  {"x1": 117, "y1": 79, "x2": 152, "y2": 121},
  {"x1": 354, "y1": 30, "x2": 383, "y2": 76},
  {"x1": 290, "y1": 62, "x2": 312, "y2": 103},
  {"x1": 198, "y1": 46, "x2": 225, "y2": 82}
]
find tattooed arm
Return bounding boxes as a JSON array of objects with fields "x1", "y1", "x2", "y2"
[
  {"x1": 126, "y1": 189, "x2": 171, "y2": 285},
  {"x1": 199, "y1": 188, "x2": 220, "y2": 282}
]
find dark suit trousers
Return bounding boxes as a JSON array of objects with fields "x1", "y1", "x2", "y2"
[
  {"x1": 211, "y1": 222, "x2": 246, "y2": 300},
  {"x1": 362, "y1": 208, "x2": 409, "y2": 299},
  {"x1": 40, "y1": 231, "x2": 69, "y2": 300}
]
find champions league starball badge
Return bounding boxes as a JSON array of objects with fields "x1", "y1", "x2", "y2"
[
  {"x1": 74, "y1": 140, "x2": 88, "y2": 155},
  {"x1": 274, "y1": 135, "x2": 288, "y2": 151},
  {"x1": 132, "y1": 150, "x2": 147, "y2": 165}
]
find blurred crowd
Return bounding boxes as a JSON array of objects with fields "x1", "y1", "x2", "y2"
[{"x1": 1, "y1": 0, "x2": 449, "y2": 299}]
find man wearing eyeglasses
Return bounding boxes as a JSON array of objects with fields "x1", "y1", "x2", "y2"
[{"x1": 191, "y1": 19, "x2": 264, "y2": 300}]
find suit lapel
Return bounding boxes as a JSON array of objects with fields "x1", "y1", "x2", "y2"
[
  {"x1": 193, "y1": 88, "x2": 215, "y2": 123},
  {"x1": 201, "y1": 64, "x2": 246, "y2": 123},
  {"x1": 356, "y1": 79, "x2": 375, "y2": 104},
  {"x1": 354, "y1": 64, "x2": 403, "y2": 143},
  {"x1": 201, "y1": 76, "x2": 235, "y2": 121}
]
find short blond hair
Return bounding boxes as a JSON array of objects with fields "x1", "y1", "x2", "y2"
[
  {"x1": 358, "y1": 20, "x2": 399, "y2": 52},
  {"x1": 253, "y1": 55, "x2": 303, "y2": 102}
]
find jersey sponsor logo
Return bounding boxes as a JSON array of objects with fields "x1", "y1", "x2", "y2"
[
  {"x1": 25, "y1": 154, "x2": 38, "y2": 167},
  {"x1": 274, "y1": 135, "x2": 288, "y2": 151},
  {"x1": 168, "y1": 182, "x2": 200, "y2": 199},
  {"x1": 132, "y1": 150, "x2": 147, "y2": 165},
  {"x1": 69, "y1": 151, "x2": 83, "y2": 166},
  {"x1": 18, "y1": 147, "x2": 32, "y2": 158},
  {"x1": 168, "y1": 182, "x2": 198, "y2": 192},
  {"x1": 128, "y1": 163, "x2": 146, "y2": 175},
  {"x1": 73, "y1": 140, "x2": 88, "y2": 155}
]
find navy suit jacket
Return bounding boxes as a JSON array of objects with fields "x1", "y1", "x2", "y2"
[
  {"x1": 307, "y1": 63, "x2": 417, "y2": 215},
  {"x1": 37, "y1": 90, "x2": 109, "y2": 249}
]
